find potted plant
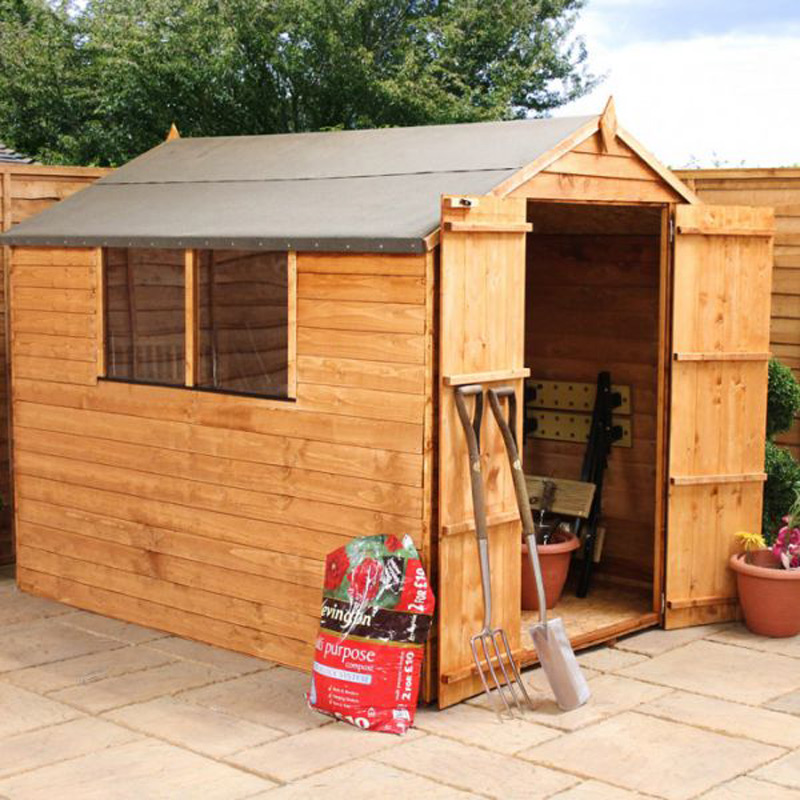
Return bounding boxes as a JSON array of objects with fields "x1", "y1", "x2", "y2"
[
  {"x1": 521, "y1": 522, "x2": 579, "y2": 611},
  {"x1": 730, "y1": 504, "x2": 800, "y2": 637},
  {"x1": 521, "y1": 481, "x2": 579, "y2": 610}
]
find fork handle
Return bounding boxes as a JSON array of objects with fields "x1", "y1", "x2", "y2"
[
  {"x1": 488, "y1": 387, "x2": 547, "y2": 626},
  {"x1": 455, "y1": 385, "x2": 492, "y2": 628}
]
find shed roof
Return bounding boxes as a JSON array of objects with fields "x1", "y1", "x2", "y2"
[{"x1": 1, "y1": 115, "x2": 598, "y2": 253}]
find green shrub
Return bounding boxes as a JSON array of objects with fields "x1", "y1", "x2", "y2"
[
  {"x1": 763, "y1": 360, "x2": 800, "y2": 541},
  {"x1": 763, "y1": 440, "x2": 800, "y2": 544},
  {"x1": 767, "y1": 359, "x2": 800, "y2": 438}
]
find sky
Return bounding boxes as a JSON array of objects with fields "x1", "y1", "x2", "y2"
[{"x1": 560, "y1": 0, "x2": 800, "y2": 168}]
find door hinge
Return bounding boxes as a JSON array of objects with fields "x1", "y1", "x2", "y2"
[
  {"x1": 668, "y1": 217, "x2": 675, "y2": 243},
  {"x1": 660, "y1": 592, "x2": 666, "y2": 616}
]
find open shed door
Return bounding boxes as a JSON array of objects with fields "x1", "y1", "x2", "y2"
[
  {"x1": 437, "y1": 194, "x2": 530, "y2": 707},
  {"x1": 665, "y1": 205, "x2": 774, "y2": 629}
]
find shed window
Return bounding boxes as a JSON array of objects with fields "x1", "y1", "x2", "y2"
[
  {"x1": 104, "y1": 248, "x2": 186, "y2": 386},
  {"x1": 198, "y1": 251, "x2": 289, "y2": 398},
  {"x1": 101, "y1": 247, "x2": 295, "y2": 400}
]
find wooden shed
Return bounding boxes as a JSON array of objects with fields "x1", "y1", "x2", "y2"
[
  {"x1": 0, "y1": 157, "x2": 109, "y2": 564},
  {"x1": 676, "y1": 167, "x2": 800, "y2": 458},
  {"x1": 1, "y1": 103, "x2": 774, "y2": 707}
]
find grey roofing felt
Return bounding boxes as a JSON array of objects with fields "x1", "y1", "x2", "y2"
[
  {"x1": 2, "y1": 115, "x2": 596, "y2": 253},
  {"x1": 0, "y1": 142, "x2": 35, "y2": 165}
]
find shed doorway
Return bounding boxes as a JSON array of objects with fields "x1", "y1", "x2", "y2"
[{"x1": 520, "y1": 201, "x2": 666, "y2": 662}]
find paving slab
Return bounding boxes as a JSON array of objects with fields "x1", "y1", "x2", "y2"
[
  {"x1": 49, "y1": 660, "x2": 231, "y2": 713},
  {"x1": 507, "y1": 674, "x2": 671, "y2": 732},
  {"x1": 707, "y1": 626, "x2": 800, "y2": 659},
  {"x1": 0, "y1": 682, "x2": 81, "y2": 737},
  {"x1": 467, "y1": 666, "x2": 602, "y2": 713},
  {"x1": 0, "y1": 590, "x2": 71, "y2": 626},
  {"x1": 618, "y1": 640, "x2": 800, "y2": 704},
  {"x1": 638, "y1": 690, "x2": 800, "y2": 747},
  {"x1": 144, "y1": 636, "x2": 272, "y2": 674},
  {"x1": 0, "y1": 617, "x2": 123, "y2": 673},
  {"x1": 0, "y1": 737, "x2": 275, "y2": 799},
  {"x1": 0, "y1": 717, "x2": 141, "y2": 779},
  {"x1": 699, "y1": 776, "x2": 800, "y2": 799},
  {"x1": 519, "y1": 711, "x2": 782, "y2": 800},
  {"x1": 179, "y1": 667, "x2": 327, "y2": 734},
  {"x1": 576, "y1": 646, "x2": 648, "y2": 673},
  {"x1": 751, "y1": 750, "x2": 800, "y2": 789},
  {"x1": 228, "y1": 720, "x2": 423, "y2": 782},
  {"x1": 105, "y1": 695, "x2": 284, "y2": 758},
  {"x1": 57, "y1": 610, "x2": 170, "y2": 644},
  {"x1": 525, "y1": 665, "x2": 603, "y2": 692},
  {"x1": 2, "y1": 644, "x2": 176, "y2": 694},
  {"x1": 412, "y1": 702, "x2": 561, "y2": 755},
  {"x1": 374, "y1": 733, "x2": 577, "y2": 799},
  {"x1": 262, "y1": 757, "x2": 480, "y2": 799},
  {"x1": 766, "y1": 690, "x2": 800, "y2": 716},
  {"x1": 550, "y1": 780, "x2": 647, "y2": 799},
  {"x1": 614, "y1": 623, "x2": 730, "y2": 656}
]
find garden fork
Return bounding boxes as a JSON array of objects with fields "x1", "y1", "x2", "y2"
[{"x1": 454, "y1": 385, "x2": 534, "y2": 720}]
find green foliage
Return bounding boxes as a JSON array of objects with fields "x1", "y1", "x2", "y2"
[
  {"x1": 763, "y1": 359, "x2": 800, "y2": 541},
  {"x1": 0, "y1": 0, "x2": 598, "y2": 165},
  {"x1": 763, "y1": 439, "x2": 800, "y2": 544},
  {"x1": 767, "y1": 358, "x2": 800, "y2": 438}
]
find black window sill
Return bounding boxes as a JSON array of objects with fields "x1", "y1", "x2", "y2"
[{"x1": 99, "y1": 376, "x2": 296, "y2": 403}]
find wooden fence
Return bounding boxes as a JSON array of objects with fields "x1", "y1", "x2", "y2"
[
  {"x1": 676, "y1": 168, "x2": 800, "y2": 458},
  {"x1": 1, "y1": 163, "x2": 109, "y2": 563}
]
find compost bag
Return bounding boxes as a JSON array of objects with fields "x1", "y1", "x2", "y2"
[{"x1": 307, "y1": 534, "x2": 434, "y2": 734}]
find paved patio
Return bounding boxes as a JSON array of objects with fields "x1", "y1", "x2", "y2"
[{"x1": 1, "y1": 567, "x2": 799, "y2": 800}]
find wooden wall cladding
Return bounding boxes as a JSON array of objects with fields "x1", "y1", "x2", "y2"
[
  {"x1": 0, "y1": 164, "x2": 108, "y2": 565},
  {"x1": 9, "y1": 247, "x2": 436, "y2": 679},
  {"x1": 524, "y1": 207, "x2": 662, "y2": 583},
  {"x1": 676, "y1": 168, "x2": 800, "y2": 457}
]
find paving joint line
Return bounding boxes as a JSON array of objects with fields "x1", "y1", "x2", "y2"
[
  {"x1": 364, "y1": 753, "x2": 518, "y2": 800},
  {"x1": 627, "y1": 708, "x2": 793, "y2": 753},
  {"x1": 44, "y1": 666, "x2": 243, "y2": 716},
  {"x1": 0, "y1": 724, "x2": 146, "y2": 782}
]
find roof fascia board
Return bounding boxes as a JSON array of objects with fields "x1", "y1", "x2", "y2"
[
  {"x1": 616, "y1": 126, "x2": 700, "y2": 204},
  {"x1": 489, "y1": 116, "x2": 601, "y2": 198},
  {"x1": 422, "y1": 116, "x2": 602, "y2": 246},
  {"x1": 3, "y1": 233, "x2": 427, "y2": 254},
  {"x1": 423, "y1": 228, "x2": 440, "y2": 251}
]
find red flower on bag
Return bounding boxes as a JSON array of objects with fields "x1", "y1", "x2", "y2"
[
  {"x1": 324, "y1": 549, "x2": 350, "y2": 591},
  {"x1": 385, "y1": 535, "x2": 402, "y2": 552},
  {"x1": 348, "y1": 558, "x2": 383, "y2": 603}
]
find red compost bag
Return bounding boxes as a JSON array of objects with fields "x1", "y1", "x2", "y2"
[{"x1": 307, "y1": 534, "x2": 435, "y2": 734}]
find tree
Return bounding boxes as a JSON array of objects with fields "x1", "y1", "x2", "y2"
[{"x1": 0, "y1": 0, "x2": 597, "y2": 165}]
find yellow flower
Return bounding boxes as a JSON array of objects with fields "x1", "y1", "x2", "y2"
[{"x1": 735, "y1": 530, "x2": 766, "y2": 552}]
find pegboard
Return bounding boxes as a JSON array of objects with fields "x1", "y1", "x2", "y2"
[
  {"x1": 525, "y1": 378, "x2": 633, "y2": 448},
  {"x1": 526, "y1": 409, "x2": 632, "y2": 448},
  {"x1": 526, "y1": 379, "x2": 631, "y2": 415}
]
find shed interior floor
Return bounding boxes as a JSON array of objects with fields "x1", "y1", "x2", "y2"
[
  {"x1": 521, "y1": 201, "x2": 664, "y2": 655},
  {"x1": 520, "y1": 580, "x2": 654, "y2": 666}
]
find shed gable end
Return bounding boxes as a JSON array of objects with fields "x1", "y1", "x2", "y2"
[{"x1": 508, "y1": 132, "x2": 684, "y2": 204}]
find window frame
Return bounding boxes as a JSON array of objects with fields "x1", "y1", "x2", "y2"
[{"x1": 98, "y1": 247, "x2": 297, "y2": 402}]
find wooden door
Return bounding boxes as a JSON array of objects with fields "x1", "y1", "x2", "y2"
[
  {"x1": 665, "y1": 204, "x2": 774, "y2": 628},
  {"x1": 437, "y1": 194, "x2": 531, "y2": 707}
]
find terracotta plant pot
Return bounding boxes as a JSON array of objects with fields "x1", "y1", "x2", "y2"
[
  {"x1": 521, "y1": 530, "x2": 580, "y2": 611},
  {"x1": 730, "y1": 550, "x2": 800, "y2": 637}
]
